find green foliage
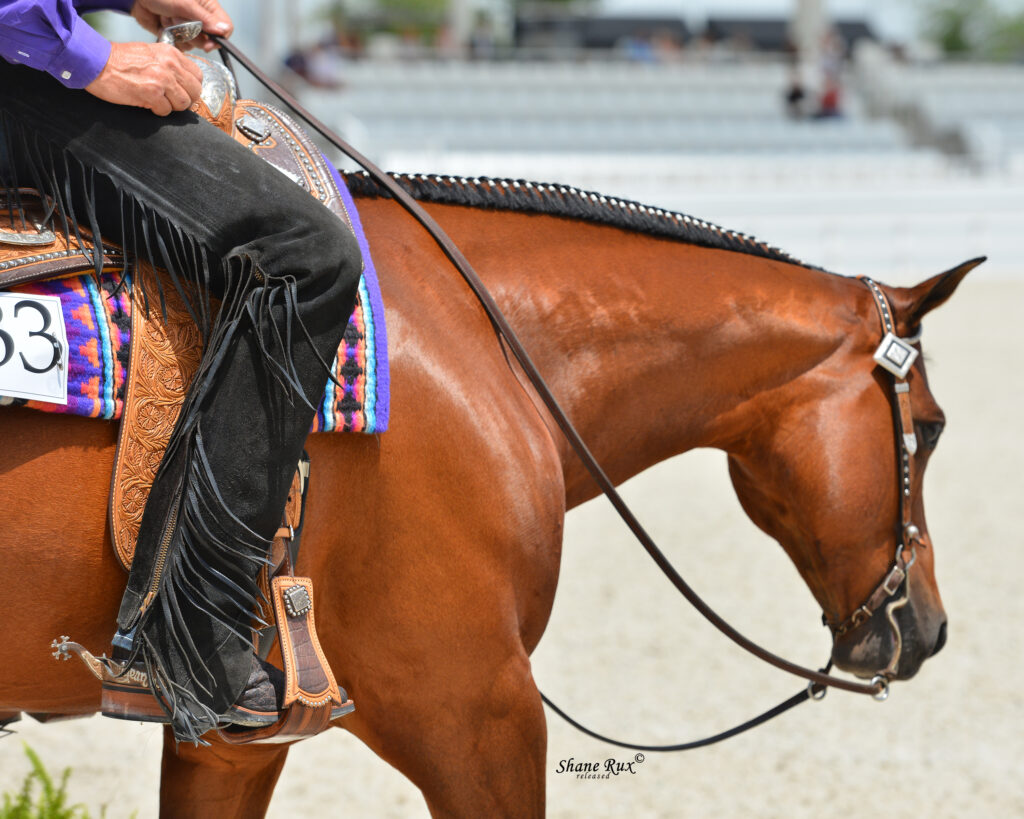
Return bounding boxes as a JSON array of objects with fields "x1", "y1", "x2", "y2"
[
  {"x1": 924, "y1": 0, "x2": 980, "y2": 53},
  {"x1": 987, "y1": 11, "x2": 1024, "y2": 59},
  {"x1": 320, "y1": 0, "x2": 595, "y2": 39},
  {"x1": 512, "y1": 0, "x2": 591, "y2": 6},
  {"x1": 920, "y1": 0, "x2": 1024, "y2": 60},
  {"x1": 322, "y1": 0, "x2": 449, "y2": 34},
  {"x1": 81, "y1": 12, "x2": 107, "y2": 37},
  {"x1": 0, "y1": 745, "x2": 91, "y2": 819}
]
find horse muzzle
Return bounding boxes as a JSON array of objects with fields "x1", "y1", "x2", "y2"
[{"x1": 830, "y1": 591, "x2": 947, "y2": 681}]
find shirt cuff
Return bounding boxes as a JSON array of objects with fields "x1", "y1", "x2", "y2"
[{"x1": 46, "y1": 14, "x2": 111, "y2": 88}]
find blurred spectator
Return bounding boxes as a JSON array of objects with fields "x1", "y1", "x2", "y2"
[
  {"x1": 651, "y1": 29, "x2": 684, "y2": 63},
  {"x1": 785, "y1": 66, "x2": 807, "y2": 119},
  {"x1": 306, "y1": 41, "x2": 346, "y2": 87},
  {"x1": 284, "y1": 26, "x2": 360, "y2": 89},
  {"x1": 619, "y1": 31, "x2": 657, "y2": 63},
  {"x1": 435, "y1": 23, "x2": 463, "y2": 60},
  {"x1": 469, "y1": 12, "x2": 497, "y2": 61},
  {"x1": 814, "y1": 27, "x2": 845, "y2": 118},
  {"x1": 284, "y1": 48, "x2": 309, "y2": 79}
]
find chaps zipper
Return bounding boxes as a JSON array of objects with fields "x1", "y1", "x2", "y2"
[{"x1": 139, "y1": 482, "x2": 184, "y2": 614}]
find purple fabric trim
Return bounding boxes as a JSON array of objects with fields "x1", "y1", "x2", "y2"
[
  {"x1": 74, "y1": 0, "x2": 134, "y2": 12},
  {"x1": 327, "y1": 159, "x2": 391, "y2": 432}
]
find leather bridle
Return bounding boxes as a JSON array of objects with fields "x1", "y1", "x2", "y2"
[
  {"x1": 828, "y1": 277, "x2": 927, "y2": 687},
  {"x1": 207, "y1": 32, "x2": 930, "y2": 748}
]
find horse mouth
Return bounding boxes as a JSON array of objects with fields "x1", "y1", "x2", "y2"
[{"x1": 831, "y1": 607, "x2": 947, "y2": 682}]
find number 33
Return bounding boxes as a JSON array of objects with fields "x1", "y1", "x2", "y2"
[{"x1": 0, "y1": 300, "x2": 62, "y2": 374}]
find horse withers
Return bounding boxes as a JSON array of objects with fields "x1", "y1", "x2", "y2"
[{"x1": 0, "y1": 170, "x2": 976, "y2": 816}]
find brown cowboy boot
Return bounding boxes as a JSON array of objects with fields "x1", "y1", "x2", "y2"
[{"x1": 102, "y1": 653, "x2": 354, "y2": 729}]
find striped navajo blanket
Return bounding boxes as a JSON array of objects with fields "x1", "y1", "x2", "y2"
[{"x1": 0, "y1": 180, "x2": 390, "y2": 435}]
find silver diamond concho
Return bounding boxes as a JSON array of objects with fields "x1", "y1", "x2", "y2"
[
  {"x1": 873, "y1": 332, "x2": 919, "y2": 379},
  {"x1": 283, "y1": 585, "x2": 312, "y2": 618},
  {"x1": 236, "y1": 113, "x2": 272, "y2": 144}
]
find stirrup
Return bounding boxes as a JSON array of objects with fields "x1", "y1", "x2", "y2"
[
  {"x1": 82, "y1": 576, "x2": 353, "y2": 739},
  {"x1": 218, "y1": 575, "x2": 352, "y2": 744},
  {"x1": 62, "y1": 458, "x2": 351, "y2": 740},
  {"x1": 99, "y1": 669, "x2": 354, "y2": 729}
]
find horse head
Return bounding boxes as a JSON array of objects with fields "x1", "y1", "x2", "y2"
[{"x1": 726, "y1": 258, "x2": 983, "y2": 682}]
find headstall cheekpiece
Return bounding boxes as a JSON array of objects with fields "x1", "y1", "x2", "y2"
[{"x1": 829, "y1": 277, "x2": 927, "y2": 685}]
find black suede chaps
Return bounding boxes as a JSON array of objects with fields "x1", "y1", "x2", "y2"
[{"x1": 0, "y1": 62, "x2": 362, "y2": 741}]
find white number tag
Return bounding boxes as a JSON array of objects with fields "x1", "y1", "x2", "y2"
[{"x1": 0, "y1": 292, "x2": 69, "y2": 405}]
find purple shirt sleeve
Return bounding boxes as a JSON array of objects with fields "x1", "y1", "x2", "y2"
[{"x1": 0, "y1": 0, "x2": 135, "y2": 90}]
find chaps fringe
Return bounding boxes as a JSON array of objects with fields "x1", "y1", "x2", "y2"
[{"x1": 136, "y1": 431, "x2": 274, "y2": 742}]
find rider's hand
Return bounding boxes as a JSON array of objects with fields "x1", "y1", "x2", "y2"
[
  {"x1": 85, "y1": 42, "x2": 204, "y2": 116},
  {"x1": 129, "y1": 0, "x2": 233, "y2": 52}
]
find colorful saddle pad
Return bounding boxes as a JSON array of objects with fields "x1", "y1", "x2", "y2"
[{"x1": 0, "y1": 162, "x2": 390, "y2": 435}]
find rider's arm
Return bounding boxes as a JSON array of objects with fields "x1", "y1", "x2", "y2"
[{"x1": 0, "y1": 0, "x2": 134, "y2": 88}]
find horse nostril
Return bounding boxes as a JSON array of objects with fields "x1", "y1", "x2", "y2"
[{"x1": 931, "y1": 620, "x2": 948, "y2": 656}]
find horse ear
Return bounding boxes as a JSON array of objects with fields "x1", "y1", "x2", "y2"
[{"x1": 889, "y1": 256, "x2": 986, "y2": 329}]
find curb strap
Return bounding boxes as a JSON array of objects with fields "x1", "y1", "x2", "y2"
[{"x1": 828, "y1": 554, "x2": 908, "y2": 638}]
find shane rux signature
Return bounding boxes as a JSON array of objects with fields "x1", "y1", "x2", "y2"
[{"x1": 555, "y1": 754, "x2": 646, "y2": 780}]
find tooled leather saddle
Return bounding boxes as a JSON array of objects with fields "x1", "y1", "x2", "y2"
[{"x1": 1, "y1": 56, "x2": 354, "y2": 744}]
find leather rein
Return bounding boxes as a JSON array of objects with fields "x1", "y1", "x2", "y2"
[{"x1": 210, "y1": 34, "x2": 924, "y2": 749}]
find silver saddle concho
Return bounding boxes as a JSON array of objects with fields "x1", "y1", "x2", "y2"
[{"x1": 0, "y1": 213, "x2": 55, "y2": 247}]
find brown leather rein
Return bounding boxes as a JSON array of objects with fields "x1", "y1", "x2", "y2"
[{"x1": 211, "y1": 35, "x2": 926, "y2": 746}]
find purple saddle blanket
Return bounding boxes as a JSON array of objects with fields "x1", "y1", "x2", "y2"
[{"x1": 0, "y1": 169, "x2": 389, "y2": 434}]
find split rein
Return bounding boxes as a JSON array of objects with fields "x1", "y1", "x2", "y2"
[{"x1": 211, "y1": 35, "x2": 912, "y2": 751}]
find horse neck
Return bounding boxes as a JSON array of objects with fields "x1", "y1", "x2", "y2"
[{"x1": 485, "y1": 220, "x2": 862, "y2": 507}]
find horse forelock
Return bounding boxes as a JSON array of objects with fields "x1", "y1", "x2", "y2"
[{"x1": 342, "y1": 171, "x2": 827, "y2": 272}]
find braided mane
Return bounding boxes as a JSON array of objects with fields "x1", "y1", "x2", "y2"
[{"x1": 342, "y1": 171, "x2": 819, "y2": 269}]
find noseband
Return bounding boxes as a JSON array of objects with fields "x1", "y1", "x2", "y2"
[{"x1": 824, "y1": 278, "x2": 927, "y2": 692}]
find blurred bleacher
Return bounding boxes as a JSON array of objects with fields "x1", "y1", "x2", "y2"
[
  {"x1": 309, "y1": 60, "x2": 909, "y2": 154},
  {"x1": 870, "y1": 59, "x2": 1024, "y2": 175},
  {"x1": 300, "y1": 54, "x2": 1019, "y2": 283}
]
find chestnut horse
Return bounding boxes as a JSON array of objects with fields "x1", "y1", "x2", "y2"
[{"x1": 0, "y1": 177, "x2": 973, "y2": 817}]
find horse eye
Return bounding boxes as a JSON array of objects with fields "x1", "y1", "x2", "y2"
[{"x1": 916, "y1": 421, "x2": 945, "y2": 450}]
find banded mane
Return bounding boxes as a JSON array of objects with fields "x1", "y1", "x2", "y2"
[{"x1": 342, "y1": 170, "x2": 821, "y2": 270}]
